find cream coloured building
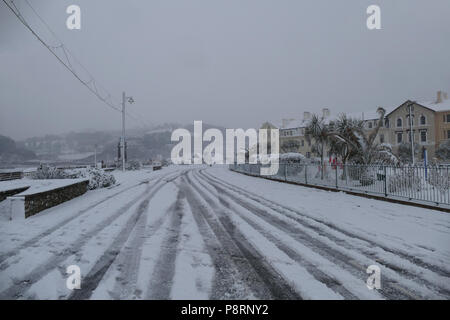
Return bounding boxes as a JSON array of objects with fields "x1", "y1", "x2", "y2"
[{"x1": 268, "y1": 91, "x2": 450, "y2": 162}]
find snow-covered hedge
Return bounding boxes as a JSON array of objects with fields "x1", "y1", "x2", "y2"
[
  {"x1": 84, "y1": 168, "x2": 116, "y2": 190},
  {"x1": 32, "y1": 165, "x2": 79, "y2": 179},
  {"x1": 427, "y1": 167, "x2": 450, "y2": 192},
  {"x1": 32, "y1": 165, "x2": 115, "y2": 190},
  {"x1": 279, "y1": 152, "x2": 306, "y2": 163},
  {"x1": 388, "y1": 168, "x2": 421, "y2": 193},
  {"x1": 126, "y1": 160, "x2": 141, "y2": 170}
]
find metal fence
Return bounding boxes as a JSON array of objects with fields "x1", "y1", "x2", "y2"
[{"x1": 230, "y1": 163, "x2": 450, "y2": 208}]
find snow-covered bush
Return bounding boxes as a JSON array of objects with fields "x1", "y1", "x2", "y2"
[
  {"x1": 32, "y1": 165, "x2": 78, "y2": 179},
  {"x1": 388, "y1": 168, "x2": 422, "y2": 193},
  {"x1": 279, "y1": 152, "x2": 306, "y2": 164},
  {"x1": 126, "y1": 160, "x2": 141, "y2": 170},
  {"x1": 84, "y1": 168, "x2": 116, "y2": 190},
  {"x1": 359, "y1": 170, "x2": 375, "y2": 186},
  {"x1": 427, "y1": 167, "x2": 450, "y2": 193},
  {"x1": 435, "y1": 140, "x2": 450, "y2": 162},
  {"x1": 32, "y1": 165, "x2": 115, "y2": 190}
]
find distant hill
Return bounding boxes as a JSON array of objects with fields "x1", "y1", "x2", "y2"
[
  {"x1": 17, "y1": 122, "x2": 227, "y2": 164},
  {"x1": 0, "y1": 135, "x2": 37, "y2": 163}
]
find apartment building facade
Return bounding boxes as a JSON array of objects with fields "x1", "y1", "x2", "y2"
[
  {"x1": 271, "y1": 91, "x2": 450, "y2": 162},
  {"x1": 278, "y1": 108, "x2": 331, "y2": 159}
]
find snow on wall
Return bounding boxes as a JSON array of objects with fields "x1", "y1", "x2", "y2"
[{"x1": 5, "y1": 179, "x2": 89, "y2": 219}]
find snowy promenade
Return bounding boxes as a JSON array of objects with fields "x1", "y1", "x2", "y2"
[{"x1": 0, "y1": 166, "x2": 449, "y2": 299}]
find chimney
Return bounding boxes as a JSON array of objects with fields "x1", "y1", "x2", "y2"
[
  {"x1": 303, "y1": 112, "x2": 311, "y2": 121},
  {"x1": 436, "y1": 91, "x2": 443, "y2": 103},
  {"x1": 322, "y1": 108, "x2": 330, "y2": 118}
]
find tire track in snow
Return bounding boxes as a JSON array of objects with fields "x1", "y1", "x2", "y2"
[
  {"x1": 182, "y1": 180, "x2": 256, "y2": 299},
  {"x1": 0, "y1": 171, "x2": 182, "y2": 299},
  {"x1": 109, "y1": 197, "x2": 173, "y2": 299},
  {"x1": 197, "y1": 170, "x2": 430, "y2": 300},
  {"x1": 0, "y1": 176, "x2": 160, "y2": 265},
  {"x1": 191, "y1": 171, "x2": 358, "y2": 299},
  {"x1": 184, "y1": 174, "x2": 302, "y2": 300},
  {"x1": 201, "y1": 169, "x2": 450, "y2": 297},
  {"x1": 204, "y1": 169, "x2": 450, "y2": 277},
  {"x1": 146, "y1": 189, "x2": 185, "y2": 299},
  {"x1": 68, "y1": 172, "x2": 185, "y2": 300},
  {"x1": 217, "y1": 197, "x2": 357, "y2": 298}
]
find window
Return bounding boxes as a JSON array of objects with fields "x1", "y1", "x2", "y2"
[
  {"x1": 446, "y1": 114, "x2": 450, "y2": 122},
  {"x1": 368, "y1": 122, "x2": 373, "y2": 129},
  {"x1": 308, "y1": 140, "x2": 311, "y2": 147},
  {"x1": 448, "y1": 130, "x2": 450, "y2": 139},
  {"x1": 397, "y1": 132, "x2": 402, "y2": 143},
  {"x1": 420, "y1": 115, "x2": 426, "y2": 125},
  {"x1": 385, "y1": 119, "x2": 390, "y2": 128},
  {"x1": 420, "y1": 131, "x2": 427, "y2": 142},
  {"x1": 306, "y1": 152, "x2": 311, "y2": 158},
  {"x1": 301, "y1": 140, "x2": 304, "y2": 147},
  {"x1": 380, "y1": 134, "x2": 385, "y2": 143},
  {"x1": 397, "y1": 118, "x2": 402, "y2": 127}
]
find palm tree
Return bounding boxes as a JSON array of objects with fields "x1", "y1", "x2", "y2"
[
  {"x1": 305, "y1": 114, "x2": 331, "y2": 179},
  {"x1": 330, "y1": 107, "x2": 396, "y2": 165},
  {"x1": 328, "y1": 114, "x2": 364, "y2": 178},
  {"x1": 329, "y1": 107, "x2": 398, "y2": 184}
]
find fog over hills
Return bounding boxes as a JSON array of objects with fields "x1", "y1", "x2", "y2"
[{"x1": 0, "y1": 122, "x2": 228, "y2": 165}]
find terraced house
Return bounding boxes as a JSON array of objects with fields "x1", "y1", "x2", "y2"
[
  {"x1": 270, "y1": 91, "x2": 450, "y2": 162},
  {"x1": 277, "y1": 108, "x2": 332, "y2": 159}
]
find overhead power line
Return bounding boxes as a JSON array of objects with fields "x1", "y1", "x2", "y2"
[{"x1": 2, "y1": 0, "x2": 153, "y2": 130}]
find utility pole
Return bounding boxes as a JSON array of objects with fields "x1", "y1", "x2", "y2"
[
  {"x1": 94, "y1": 144, "x2": 97, "y2": 168},
  {"x1": 121, "y1": 91, "x2": 134, "y2": 172},
  {"x1": 407, "y1": 102, "x2": 415, "y2": 165}
]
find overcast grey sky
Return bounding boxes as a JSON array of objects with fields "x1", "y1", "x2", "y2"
[{"x1": 1, "y1": 0, "x2": 449, "y2": 140}]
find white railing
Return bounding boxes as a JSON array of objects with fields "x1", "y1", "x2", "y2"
[{"x1": 230, "y1": 163, "x2": 450, "y2": 208}]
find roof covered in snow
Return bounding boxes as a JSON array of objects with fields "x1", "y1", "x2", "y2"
[
  {"x1": 344, "y1": 109, "x2": 390, "y2": 121},
  {"x1": 416, "y1": 100, "x2": 450, "y2": 112}
]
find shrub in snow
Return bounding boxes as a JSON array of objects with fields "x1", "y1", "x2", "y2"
[
  {"x1": 85, "y1": 168, "x2": 116, "y2": 190},
  {"x1": 127, "y1": 160, "x2": 141, "y2": 170},
  {"x1": 32, "y1": 165, "x2": 115, "y2": 190},
  {"x1": 388, "y1": 167, "x2": 422, "y2": 193},
  {"x1": 279, "y1": 152, "x2": 306, "y2": 164},
  {"x1": 32, "y1": 165, "x2": 79, "y2": 179},
  {"x1": 346, "y1": 165, "x2": 376, "y2": 186},
  {"x1": 427, "y1": 167, "x2": 449, "y2": 193},
  {"x1": 397, "y1": 143, "x2": 419, "y2": 164},
  {"x1": 435, "y1": 140, "x2": 450, "y2": 161}
]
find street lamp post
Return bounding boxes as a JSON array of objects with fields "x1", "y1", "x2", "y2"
[
  {"x1": 121, "y1": 92, "x2": 134, "y2": 172},
  {"x1": 407, "y1": 102, "x2": 415, "y2": 165},
  {"x1": 94, "y1": 144, "x2": 97, "y2": 168}
]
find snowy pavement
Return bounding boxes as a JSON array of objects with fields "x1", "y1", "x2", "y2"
[{"x1": 0, "y1": 166, "x2": 449, "y2": 299}]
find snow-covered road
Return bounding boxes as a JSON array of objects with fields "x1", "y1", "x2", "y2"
[{"x1": 0, "y1": 166, "x2": 449, "y2": 299}]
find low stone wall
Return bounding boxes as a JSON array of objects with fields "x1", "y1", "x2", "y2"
[
  {"x1": 7, "y1": 180, "x2": 89, "y2": 219},
  {"x1": 0, "y1": 171, "x2": 23, "y2": 181},
  {"x1": 23, "y1": 180, "x2": 89, "y2": 218},
  {"x1": 0, "y1": 186, "x2": 30, "y2": 202}
]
